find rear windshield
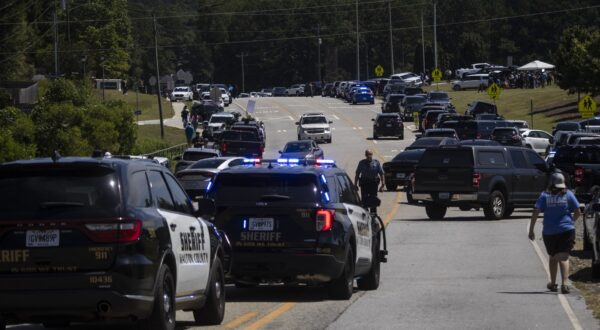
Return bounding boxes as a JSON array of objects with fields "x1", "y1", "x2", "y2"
[
  {"x1": 420, "y1": 149, "x2": 474, "y2": 167},
  {"x1": 554, "y1": 147, "x2": 600, "y2": 164},
  {"x1": 556, "y1": 122, "x2": 579, "y2": 131},
  {"x1": 284, "y1": 142, "x2": 312, "y2": 152},
  {"x1": 493, "y1": 129, "x2": 517, "y2": 137},
  {"x1": 392, "y1": 150, "x2": 424, "y2": 162},
  {"x1": 426, "y1": 111, "x2": 444, "y2": 120},
  {"x1": 222, "y1": 131, "x2": 259, "y2": 141},
  {"x1": 404, "y1": 97, "x2": 425, "y2": 104},
  {"x1": 190, "y1": 158, "x2": 227, "y2": 169},
  {"x1": 426, "y1": 130, "x2": 455, "y2": 137},
  {"x1": 409, "y1": 138, "x2": 449, "y2": 148},
  {"x1": 0, "y1": 167, "x2": 121, "y2": 221},
  {"x1": 183, "y1": 151, "x2": 218, "y2": 161},
  {"x1": 428, "y1": 92, "x2": 449, "y2": 100},
  {"x1": 378, "y1": 115, "x2": 400, "y2": 123},
  {"x1": 210, "y1": 173, "x2": 319, "y2": 203}
]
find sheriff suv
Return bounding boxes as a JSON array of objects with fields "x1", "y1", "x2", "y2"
[
  {"x1": 412, "y1": 145, "x2": 553, "y2": 220},
  {"x1": 0, "y1": 156, "x2": 227, "y2": 330},
  {"x1": 296, "y1": 113, "x2": 333, "y2": 143},
  {"x1": 199, "y1": 159, "x2": 387, "y2": 300}
]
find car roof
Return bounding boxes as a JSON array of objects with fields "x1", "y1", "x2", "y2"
[
  {"x1": 301, "y1": 113, "x2": 325, "y2": 117},
  {"x1": 1, "y1": 156, "x2": 164, "y2": 173},
  {"x1": 377, "y1": 113, "x2": 400, "y2": 117}
]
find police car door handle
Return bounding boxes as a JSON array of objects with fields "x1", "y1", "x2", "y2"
[{"x1": 169, "y1": 223, "x2": 177, "y2": 231}]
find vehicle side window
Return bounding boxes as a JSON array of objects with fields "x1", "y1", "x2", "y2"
[
  {"x1": 478, "y1": 151, "x2": 506, "y2": 166},
  {"x1": 148, "y1": 171, "x2": 176, "y2": 211},
  {"x1": 336, "y1": 174, "x2": 359, "y2": 205},
  {"x1": 510, "y1": 150, "x2": 530, "y2": 169},
  {"x1": 164, "y1": 174, "x2": 194, "y2": 215},
  {"x1": 525, "y1": 150, "x2": 546, "y2": 168},
  {"x1": 228, "y1": 159, "x2": 244, "y2": 167},
  {"x1": 128, "y1": 171, "x2": 152, "y2": 208}
]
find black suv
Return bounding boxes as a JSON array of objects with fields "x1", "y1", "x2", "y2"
[
  {"x1": 372, "y1": 113, "x2": 404, "y2": 139},
  {"x1": 553, "y1": 145, "x2": 600, "y2": 202},
  {"x1": 412, "y1": 146, "x2": 552, "y2": 220},
  {"x1": 491, "y1": 127, "x2": 523, "y2": 146},
  {"x1": 0, "y1": 157, "x2": 227, "y2": 329},
  {"x1": 381, "y1": 94, "x2": 405, "y2": 113},
  {"x1": 200, "y1": 159, "x2": 387, "y2": 300}
]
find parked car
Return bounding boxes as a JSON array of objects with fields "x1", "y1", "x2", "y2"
[
  {"x1": 272, "y1": 87, "x2": 287, "y2": 96},
  {"x1": 351, "y1": 86, "x2": 375, "y2": 104},
  {"x1": 279, "y1": 140, "x2": 324, "y2": 160},
  {"x1": 382, "y1": 94, "x2": 405, "y2": 113},
  {"x1": 552, "y1": 145, "x2": 600, "y2": 202},
  {"x1": 452, "y1": 74, "x2": 490, "y2": 91},
  {"x1": 175, "y1": 147, "x2": 222, "y2": 173},
  {"x1": 412, "y1": 145, "x2": 552, "y2": 220},
  {"x1": 405, "y1": 137, "x2": 459, "y2": 151},
  {"x1": 582, "y1": 201, "x2": 600, "y2": 278},
  {"x1": 382, "y1": 82, "x2": 406, "y2": 98},
  {"x1": 171, "y1": 86, "x2": 194, "y2": 101},
  {"x1": 287, "y1": 84, "x2": 305, "y2": 96},
  {"x1": 217, "y1": 130, "x2": 264, "y2": 158},
  {"x1": 552, "y1": 121, "x2": 581, "y2": 136},
  {"x1": 176, "y1": 157, "x2": 245, "y2": 200},
  {"x1": 322, "y1": 83, "x2": 334, "y2": 97},
  {"x1": 372, "y1": 113, "x2": 404, "y2": 140},
  {"x1": 423, "y1": 128, "x2": 458, "y2": 139},
  {"x1": 521, "y1": 129, "x2": 553, "y2": 154},
  {"x1": 491, "y1": 127, "x2": 523, "y2": 146},
  {"x1": 426, "y1": 91, "x2": 451, "y2": 105},
  {"x1": 390, "y1": 72, "x2": 423, "y2": 86},
  {"x1": 383, "y1": 149, "x2": 425, "y2": 193},
  {"x1": 202, "y1": 112, "x2": 237, "y2": 141},
  {"x1": 296, "y1": 113, "x2": 333, "y2": 143}
]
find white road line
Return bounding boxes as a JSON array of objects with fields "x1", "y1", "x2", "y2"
[
  {"x1": 358, "y1": 127, "x2": 363, "y2": 130},
  {"x1": 526, "y1": 223, "x2": 583, "y2": 330},
  {"x1": 383, "y1": 155, "x2": 393, "y2": 158},
  {"x1": 288, "y1": 116, "x2": 294, "y2": 121},
  {"x1": 352, "y1": 127, "x2": 357, "y2": 130},
  {"x1": 373, "y1": 140, "x2": 378, "y2": 144},
  {"x1": 332, "y1": 115, "x2": 340, "y2": 120},
  {"x1": 391, "y1": 149, "x2": 398, "y2": 152}
]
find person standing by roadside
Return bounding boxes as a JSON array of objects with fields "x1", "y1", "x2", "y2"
[
  {"x1": 185, "y1": 122, "x2": 195, "y2": 146},
  {"x1": 529, "y1": 173, "x2": 581, "y2": 294},
  {"x1": 181, "y1": 105, "x2": 190, "y2": 127},
  {"x1": 354, "y1": 150, "x2": 385, "y2": 212}
]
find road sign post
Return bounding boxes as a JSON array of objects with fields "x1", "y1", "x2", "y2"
[
  {"x1": 487, "y1": 83, "x2": 501, "y2": 103},
  {"x1": 374, "y1": 65, "x2": 384, "y2": 77},
  {"x1": 579, "y1": 95, "x2": 597, "y2": 119},
  {"x1": 431, "y1": 68, "x2": 442, "y2": 90}
]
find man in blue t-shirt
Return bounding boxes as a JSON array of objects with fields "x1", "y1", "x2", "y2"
[{"x1": 529, "y1": 173, "x2": 580, "y2": 294}]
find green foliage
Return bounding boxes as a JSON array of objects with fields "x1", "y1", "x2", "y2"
[
  {"x1": 0, "y1": 107, "x2": 37, "y2": 162},
  {"x1": 555, "y1": 26, "x2": 600, "y2": 96}
]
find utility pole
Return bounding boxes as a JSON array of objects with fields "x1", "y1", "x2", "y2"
[
  {"x1": 356, "y1": 0, "x2": 360, "y2": 81},
  {"x1": 236, "y1": 52, "x2": 248, "y2": 93},
  {"x1": 365, "y1": 42, "x2": 369, "y2": 80},
  {"x1": 433, "y1": 1, "x2": 438, "y2": 69},
  {"x1": 388, "y1": 0, "x2": 394, "y2": 74},
  {"x1": 100, "y1": 56, "x2": 105, "y2": 101},
  {"x1": 53, "y1": 9, "x2": 58, "y2": 76},
  {"x1": 153, "y1": 14, "x2": 165, "y2": 139},
  {"x1": 421, "y1": 10, "x2": 426, "y2": 75},
  {"x1": 317, "y1": 24, "x2": 322, "y2": 83}
]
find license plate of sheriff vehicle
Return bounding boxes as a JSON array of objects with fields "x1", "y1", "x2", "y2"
[
  {"x1": 249, "y1": 218, "x2": 274, "y2": 231},
  {"x1": 26, "y1": 230, "x2": 60, "y2": 247}
]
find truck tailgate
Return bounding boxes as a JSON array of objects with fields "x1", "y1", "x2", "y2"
[{"x1": 414, "y1": 148, "x2": 474, "y2": 193}]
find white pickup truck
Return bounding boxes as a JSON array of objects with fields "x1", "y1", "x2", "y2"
[{"x1": 454, "y1": 63, "x2": 490, "y2": 79}]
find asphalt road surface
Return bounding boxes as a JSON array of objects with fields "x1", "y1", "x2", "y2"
[{"x1": 11, "y1": 96, "x2": 599, "y2": 330}]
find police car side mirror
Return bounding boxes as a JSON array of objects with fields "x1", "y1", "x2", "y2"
[
  {"x1": 195, "y1": 198, "x2": 216, "y2": 218},
  {"x1": 371, "y1": 118, "x2": 375, "y2": 121}
]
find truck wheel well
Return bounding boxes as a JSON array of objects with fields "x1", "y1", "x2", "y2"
[
  {"x1": 491, "y1": 184, "x2": 507, "y2": 200},
  {"x1": 163, "y1": 252, "x2": 177, "y2": 283}
]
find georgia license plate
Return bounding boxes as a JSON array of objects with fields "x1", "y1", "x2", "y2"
[
  {"x1": 396, "y1": 173, "x2": 405, "y2": 178},
  {"x1": 439, "y1": 192, "x2": 450, "y2": 200},
  {"x1": 249, "y1": 218, "x2": 274, "y2": 231},
  {"x1": 26, "y1": 230, "x2": 60, "y2": 247}
]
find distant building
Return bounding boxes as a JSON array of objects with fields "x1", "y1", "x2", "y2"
[
  {"x1": 0, "y1": 81, "x2": 39, "y2": 113},
  {"x1": 94, "y1": 79, "x2": 123, "y2": 91}
]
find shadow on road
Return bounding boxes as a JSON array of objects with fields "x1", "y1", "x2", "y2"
[
  {"x1": 497, "y1": 291, "x2": 556, "y2": 295},
  {"x1": 224, "y1": 284, "x2": 342, "y2": 303}
]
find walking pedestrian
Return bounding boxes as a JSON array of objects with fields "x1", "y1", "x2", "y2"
[
  {"x1": 185, "y1": 122, "x2": 195, "y2": 146},
  {"x1": 181, "y1": 105, "x2": 190, "y2": 127},
  {"x1": 354, "y1": 150, "x2": 385, "y2": 212},
  {"x1": 529, "y1": 172, "x2": 581, "y2": 294}
]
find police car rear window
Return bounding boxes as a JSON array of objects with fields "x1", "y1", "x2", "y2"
[
  {"x1": 210, "y1": 173, "x2": 319, "y2": 203},
  {"x1": 0, "y1": 168, "x2": 121, "y2": 221}
]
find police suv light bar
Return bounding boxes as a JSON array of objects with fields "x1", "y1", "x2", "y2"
[
  {"x1": 243, "y1": 158, "x2": 261, "y2": 164},
  {"x1": 277, "y1": 158, "x2": 300, "y2": 164},
  {"x1": 316, "y1": 159, "x2": 335, "y2": 165}
]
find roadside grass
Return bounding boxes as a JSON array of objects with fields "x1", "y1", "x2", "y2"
[
  {"x1": 423, "y1": 84, "x2": 578, "y2": 133},
  {"x1": 91, "y1": 89, "x2": 175, "y2": 121},
  {"x1": 133, "y1": 124, "x2": 187, "y2": 154}
]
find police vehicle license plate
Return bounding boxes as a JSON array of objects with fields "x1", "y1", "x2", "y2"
[
  {"x1": 396, "y1": 173, "x2": 405, "y2": 178},
  {"x1": 439, "y1": 192, "x2": 450, "y2": 200},
  {"x1": 249, "y1": 218, "x2": 274, "y2": 231},
  {"x1": 26, "y1": 230, "x2": 60, "y2": 247},
  {"x1": 386, "y1": 124, "x2": 392, "y2": 127}
]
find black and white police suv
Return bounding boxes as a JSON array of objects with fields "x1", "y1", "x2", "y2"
[
  {"x1": 0, "y1": 156, "x2": 226, "y2": 330},
  {"x1": 199, "y1": 158, "x2": 387, "y2": 300}
]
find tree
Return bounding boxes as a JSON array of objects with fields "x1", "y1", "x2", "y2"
[
  {"x1": 0, "y1": 107, "x2": 36, "y2": 162},
  {"x1": 555, "y1": 26, "x2": 600, "y2": 96}
]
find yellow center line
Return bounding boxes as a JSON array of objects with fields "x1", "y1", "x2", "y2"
[
  {"x1": 224, "y1": 311, "x2": 259, "y2": 329},
  {"x1": 383, "y1": 191, "x2": 403, "y2": 226},
  {"x1": 242, "y1": 302, "x2": 297, "y2": 330}
]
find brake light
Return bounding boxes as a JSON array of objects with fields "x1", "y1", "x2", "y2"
[
  {"x1": 476, "y1": 133, "x2": 481, "y2": 139},
  {"x1": 473, "y1": 173, "x2": 481, "y2": 188},
  {"x1": 575, "y1": 167, "x2": 584, "y2": 186},
  {"x1": 85, "y1": 219, "x2": 142, "y2": 243},
  {"x1": 221, "y1": 143, "x2": 227, "y2": 153},
  {"x1": 316, "y1": 209, "x2": 334, "y2": 231}
]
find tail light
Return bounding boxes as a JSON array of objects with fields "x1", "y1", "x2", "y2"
[
  {"x1": 316, "y1": 209, "x2": 334, "y2": 231},
  {"x1": 85, "y1": 219, "x2": 142, "y2": 243},
  {"x1": 472, "y1": 173, "x2": 481, "y2": 188},
  {"x1": 221, "y1": 143, "x2": 227, "y2": 153},
  {"x1": 476, "y1": 133, "x2": 481, "y2": 139},
  {"x1": 575, "y1": 167, "x2": 584, "y2": 186}
]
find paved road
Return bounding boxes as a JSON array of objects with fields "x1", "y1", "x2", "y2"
[{"x1": 11, "y1": 96, "x2": 598, "y2": 329}]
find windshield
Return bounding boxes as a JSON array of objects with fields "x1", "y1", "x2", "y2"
[
  {"x1": 405, "y1": 97, "x2": 425, "y2": 104},
  {"x1": 301, "y1": 117, "x2": 327, "y2": 124},
  {"x1": 210, "y1": 173, "x2": 319, "y2": 203},
  {"x1": 284, "y1": 142, "x2": 312, "y2": 152},
  {"x1": 190, "y1": 158, "x2": 228, "y2": 169},
  {"x1": 174, "y1": 87, "x2": 188, "y2": 92},
  {"x1": 210, "y1": 116, "x2": 230, "y2": 123},
  {"x1": 429, "y1": 93, "x2": 449, "y2": 100}
]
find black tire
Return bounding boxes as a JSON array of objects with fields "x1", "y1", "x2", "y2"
[
  {"x1": 386, "y1": 182, "x2": 397, "y2": 191},
  {"x1": 453, "y1": 85, "x2": 461, "y2": 91},
  {"x1": 425, "y1": 203, "x2": 446, "y2": 220},
  {"x1": 398, "y1": 134, "x2": 404, "y2": 140},
  {"x1": 328, "y1": 248, "x2": 354, "y2": 300},
  {"x1": 484, "y1": 190, "x2": 505, "y2": 220},
  {"x1": 357, "y1": 234, "x2": 380, "y2": 290},
  {"x1": 327, "y1": 137, "x2": 332, "y2": 144},
  {"x1": 139, "y1": 265, "x2": 176, "y2": 330},
  {"x1": 373, "y1": 133, "x2": 378, "y2": 140},
  {"x1": 193, "y1": 257, "x2": 225, "y2": 325},
  {"x1": 583, "y1": 223, "x2": 593, "y2": 251}
]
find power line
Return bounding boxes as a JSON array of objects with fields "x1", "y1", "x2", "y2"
[{"x1": 0, "y1": 4, "x2": 53, "y2": 44}]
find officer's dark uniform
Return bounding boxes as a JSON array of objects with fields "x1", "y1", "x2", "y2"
[{"x1": 355, "y1": 158, "x2": 384, "y2": 210}]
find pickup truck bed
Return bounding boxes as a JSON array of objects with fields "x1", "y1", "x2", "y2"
[{"x1": 218, "y1": 130, "x2": 264, "y2": 158}]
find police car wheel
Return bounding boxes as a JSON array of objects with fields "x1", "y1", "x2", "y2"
[
  {"x1": 357, "y1": 234, "x2": 380, "y2": 290},
  {"x1": 43, "y1": 322, "x2": 70, "y2": 328},
  {"x1": 328, "y1": 248, "x2": 354, "y2": 300},
  {"x1": 139, "y1": 265, "x2": 176, "y2": 330},
  {"x1": 0, "y1": 318, "x2": 5, "y2": 330},
  {"x1": 193, "y1": 257, "x2": 226, "y2": 325}
]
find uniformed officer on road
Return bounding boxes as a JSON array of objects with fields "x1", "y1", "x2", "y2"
[{"x1": 355, "y1": 149, "x2": 385, "y2": 210}]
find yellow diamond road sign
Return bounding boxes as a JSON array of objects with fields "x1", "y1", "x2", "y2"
[
  {"x1": 431, "y1": 68, "x2": 442, "y2": 82},
  {"x1": 487, "y1": 83, "x2": 501, "y2": 100},
  {"x1": 579, "y1": 95, "x2": 597, "y2": 116},
  {"x1": 374, "y1": 65, "x2": 384, "y2": 77}
]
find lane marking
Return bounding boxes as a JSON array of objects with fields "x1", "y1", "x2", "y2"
[
  {"x1": 373, "y1": 140, "x2": 378, "y2": 144},
  {"x1": 243, "y1": 302, "x2": 297, "y2": 330},
  {"x1": 383, "y1": 192, "x2": 402, "y2": 226},
  {"x1": 332, "y1": 115, "x2": 340, "y2": 120},
  {"x1": 225, "y1": 312, "x2": 258, "y2": 329},
  {"x1": 526, "y1": 223, "x2": 583, "y2": 330}
]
